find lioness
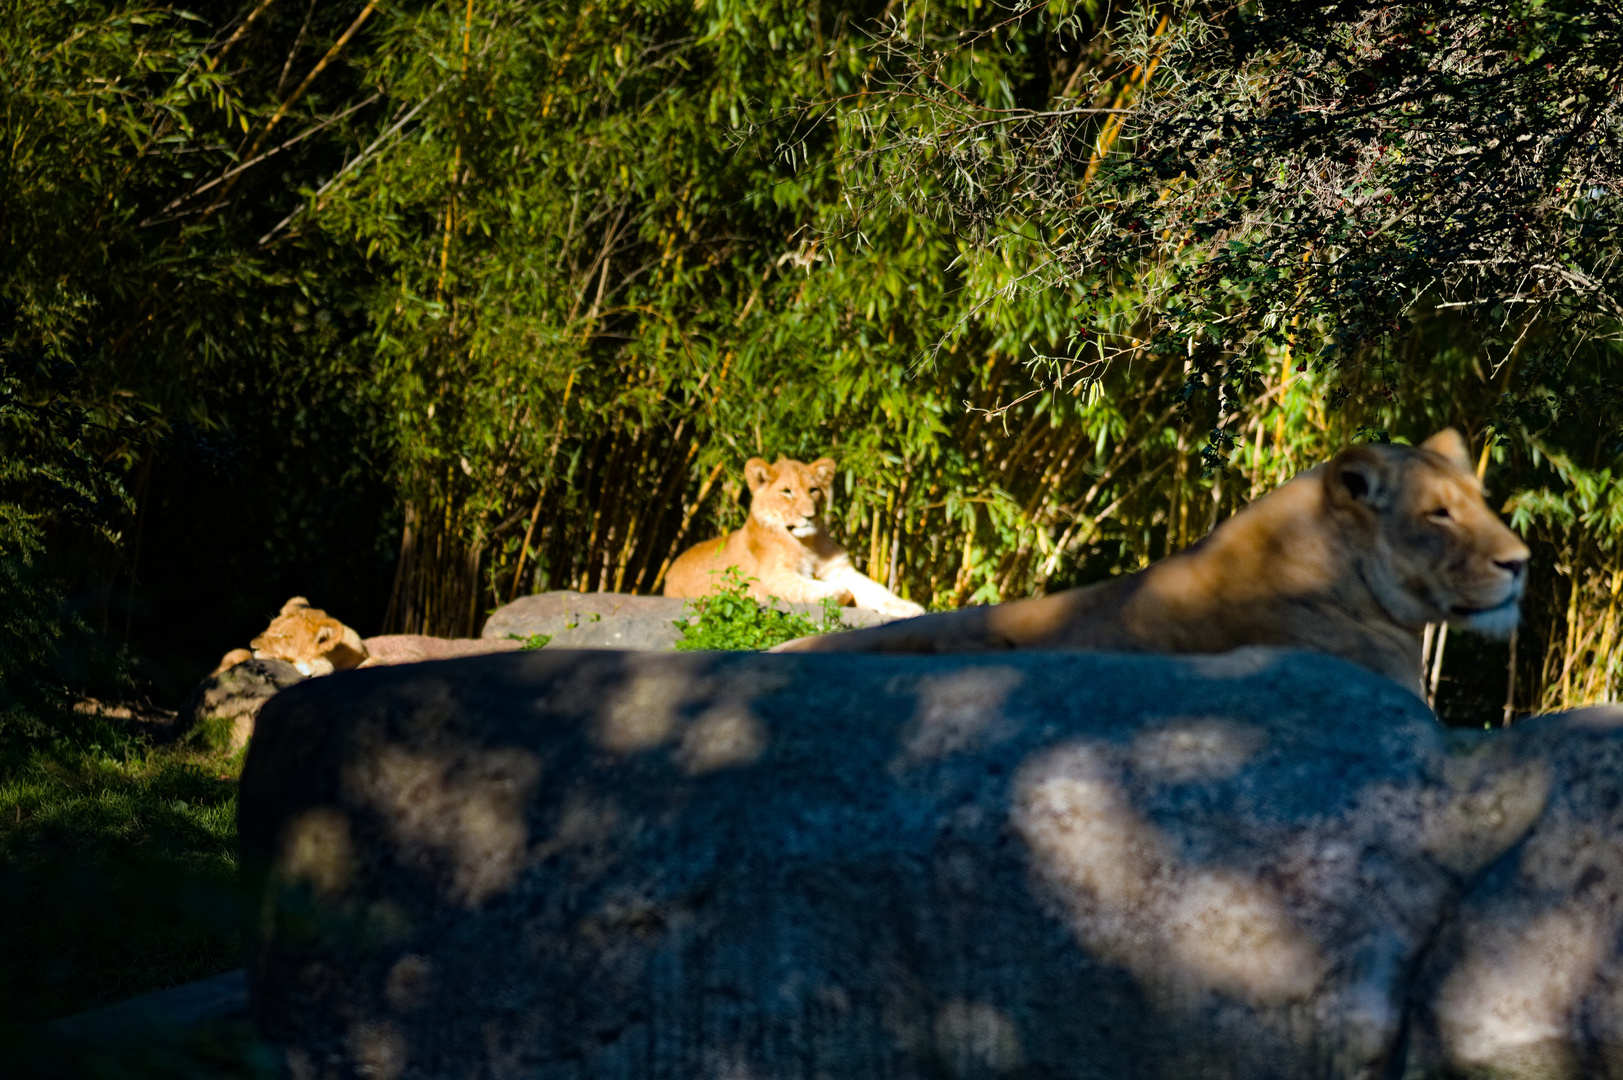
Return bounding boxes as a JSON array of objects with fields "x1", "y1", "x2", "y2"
[
  {"x1": 775, "y1": 430, "x2": 1529, "y2": 697},
  {"x1": 664, "y1": 456, "x2": 926, "y2": 618},
  {"x1": 212, "y1": 596, "x2": 369, "y2": 677}
]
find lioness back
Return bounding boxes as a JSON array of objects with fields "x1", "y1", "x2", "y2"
[{"x1": 776, "y1": 430, "x2": 1529, "y2": 695}]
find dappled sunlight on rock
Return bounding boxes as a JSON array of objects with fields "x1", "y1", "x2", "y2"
[
  {"x1": 1165, "y1": 874, "x2": 1324, "y2": 999},
  {"x1": 932, "y1": 999, "x2": 1025, "y2": 1076},
  {"x1": 678, "y1": 702, "x2": 766, "y2": 773},
  {"x1": 899, "y1": 667, "x2": 1022, "y2": 764},
  {"x1": 1014, "y1": 742, "x2": 1324, "y2": 1006},
  {"x1": 243, "y1": 648, "x2": 1503, "y2": 1078},
  {"x1": 1421, "y1": 757, "x2": 1551, "y2": 876},
  {"x1": 1407, "y1": 707, "x2": 1623, "y2": 1078},
  {"x1": 531, "y1": 788, "x2": 623, "y2": 882},
  {"x1": 280, "y1": 807, "x2": 353, "y2": 899},
  {"x1": 1434, "y1": 905, "x2": 1603, "y2": 1076},
  {"x1": 1130, "y1": 717, "x2": 1265, "y2": 784},
  {"x1": 598, "y1": 677, "x2": 683, "y2": 752},
  {"x1": 348, "y1": 1018, "x2": 408, "y2": 1080},
  {"x1": 596, "y1": 667, "x2": 786, "y2": 767},
  {"x1": 383, "y1": 954, "x2": 432, "y2": 1013},
  {"x1": 345, "y1": 744, "x2": 540, "y2": 906}
]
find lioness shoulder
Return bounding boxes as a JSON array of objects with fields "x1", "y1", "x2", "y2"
[
  {"x1": 664, "y1": 456, "x2": 925, "y2": 618},
  {"x1": 776, "y1": 430, "x2": 1529, "y2": 696}
]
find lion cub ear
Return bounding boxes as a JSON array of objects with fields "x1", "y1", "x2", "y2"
[
  {"x1": 1324, "y1": 446, "x2": 1393, "y2": 511},
  {"x1": 1420, "y1": 428, "x2": 1473, "y2": 472},
  {"x1": 743, "y1": 458, "x2": 773, "y2": 493},
  {"x1": 280, "y1": 596, "x2": 312, "y2": 615},
  {"x1": 809, "y1": 457, "x2": 836, "y2": 488}
]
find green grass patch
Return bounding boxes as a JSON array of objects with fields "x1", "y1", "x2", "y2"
[
  {"x1": 0, "y1": 723, "x2": 249, "y2": 1052},
  {"x1": 674, "y1": 567, "x2": 848, "y2": 651}
]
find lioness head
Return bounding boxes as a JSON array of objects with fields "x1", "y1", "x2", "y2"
[
  {"x1": 1323, "y1": 429, "x2": 1530, "y2": 637},
  {"x1": 745, "y1": 456, "x2": 837, "y2": 539},
  {"x1": 250, "y1": 596, "x2": 369, "y2": 676}
]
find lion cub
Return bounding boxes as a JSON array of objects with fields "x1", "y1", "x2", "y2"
[
  {"x1": 664, "y1": 456, "x2": 925, "y2": 618},
  {"x1": 777, "y1": 430, "x2": 1530, "y2": 698},
  {"x1": 212, "y1": 596, "x2": 369, "y2": 677}
]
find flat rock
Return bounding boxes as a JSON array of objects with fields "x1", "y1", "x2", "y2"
[
  {"x1": 480, "y1": 590, "x2": 894, "y2": 650},
  {"x1": 362, "y1": 634, "x2": 523, "y2": 666},
  {"x1": 239, "y1": 647, "x2": 1547, "y2": 1079},
  {"x1": 175, "y1": 658, "x2": 305, "y2": 749}
]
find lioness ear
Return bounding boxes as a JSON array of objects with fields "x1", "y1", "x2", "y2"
[
  {"x1": 315, "y1": 624, "x2": 337, "y2": 647},
  {"x1": 1420, "y1": 428, "x2": 1472, "y2": 472},
  {"x1": 1325, "y1": 447, "x2": 1391, "y2": 511},
  {"x1": 743, "y1": 458, "x2": 772, "y2": 493},
  {"x1": 809, "y1": 457, "x2": 836, "y2": 488},
  {"x1": 281, "y1": 596, "x2": 312, "y2": 615}
]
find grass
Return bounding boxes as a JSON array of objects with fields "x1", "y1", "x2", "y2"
[{"x1": 0, "y1": 716, "x2": 255, "y2": 1071}]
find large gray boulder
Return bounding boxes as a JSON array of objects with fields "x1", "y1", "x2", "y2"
[
  {"x1": 1407, "y1": 705, "x2": 1623, "y2": 1080},
  {"x1": 480, "y1": 590, "x2": 894, "y2": 650},
  {"x1": 240, "y1": 648, "x2": 1553, "y2": 1079}
]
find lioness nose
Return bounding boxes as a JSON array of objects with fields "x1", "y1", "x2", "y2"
[{"x1": 1495, "y1": 557, "x2": 1527, "y2": 578}]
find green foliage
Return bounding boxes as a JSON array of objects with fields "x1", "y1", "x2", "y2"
[
  {"x1": 0, "y1": 557, "x2": 133, "y2": 760},
  {"x1": 2, "y1": 0, "x2": 1617, "y2": 720},
  {"x1": 509, "y1": 632, "x2": 554, "y2": 651},
  {"x1": 674, "y1": 567, "x2": 845, "y2": 651}
]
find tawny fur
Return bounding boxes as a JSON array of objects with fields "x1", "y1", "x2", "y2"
[
  {"x1": 664, "y1": 456, "x2": 925, "y2": 618},
  {"x1": 212, "y1": 596, "x2": 369, "y2": 677},
  {"x1": 776, "y1": 431, "x2": 1530, "y2": 697}
]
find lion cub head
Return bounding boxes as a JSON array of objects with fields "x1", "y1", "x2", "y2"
[
  {"x1": 249, "y1": 597, "x2": 369, "y2": 676},
  {"x1": 745, "y1": 456, "x2": 837, "y2": 538},
  {"x1": 1324, "y1": 429, "x2": 1530, "y2": 637}
]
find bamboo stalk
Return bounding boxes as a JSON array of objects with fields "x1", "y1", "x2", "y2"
[
  {"x1": 219, "y1": 1, "x2": 379, "y2": 208},
  {"x1": 887, "y1": 474, "x2": 909, "y2": 593},
  {"x1": 1427, "y1": 622, "x2": 1448, "y2": 709}
]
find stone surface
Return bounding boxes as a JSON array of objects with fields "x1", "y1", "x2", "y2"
[
  {"x1": 51, "y1": 969, "x2": 249, "y2": 1042},
  {"x1": 1407, "y1": 705, "x2": 1623, "y2": 1080},
  {"x1": 240, "y1": 647, "x2": 1551, "y2": 1080},
  {"x1": 361, "y1": 634, "x2": 523, "y2": 666},
  {"x1": 480, "y1": 589, "x2": 895, "y2": 650},
  {"x1": 176, "y1": 657, "x2": 305, "y2": 749}
]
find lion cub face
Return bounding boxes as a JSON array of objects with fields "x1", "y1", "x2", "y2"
[
  {"x1": 250, "y1": 597, "x2": 369, "y2": 676},
  {"x1": 1325, "y1": 430, "x2": 1530, "y2": 636},
  {"x1": 745, "y1": 457, "x2": 836, "y2": 539}
]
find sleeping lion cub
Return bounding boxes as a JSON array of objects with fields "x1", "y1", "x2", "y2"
[
  {"x1": 664, "y1": 456, "x2": 925, "y2": 618},
  {"x1": 212, "y1": 596, "x2": 369, "y2": 677},
  {"x1": 776, "y1": 430, "x2": 1529, "y2": 697}
]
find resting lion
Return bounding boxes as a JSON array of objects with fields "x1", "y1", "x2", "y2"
[
  {"x1": 775, "y1": 430, "x2": 1529, "y2": 697},
  {"x1": 212, "y1": 596, "x2": 369, "y2": 677},
  {"x1": 664, "y1": 456, "x2": 926, "y2": 618}
]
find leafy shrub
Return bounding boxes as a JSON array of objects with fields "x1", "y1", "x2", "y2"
[
  {"x1": 673, "y1": 568, "x2": 846, "y2": 652},
  {"x1": 0, "y1": 556, "x2": 132, "y2": 762}
]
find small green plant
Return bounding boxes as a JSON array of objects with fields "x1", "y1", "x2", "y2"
[
  {"x1": 507, "y1": 632, "x2": 553, "y2": 651},
  {"x1": 674, "y1": 567, "x2": 846, "y2": 651}
]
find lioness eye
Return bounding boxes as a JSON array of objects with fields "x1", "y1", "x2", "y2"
[
  {"x1": 1428, "y1": 507, "x2": 1452, "y2": 521},
  {"x1": 782, "y1": 488, "x2": 793, "y2": 496}
]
